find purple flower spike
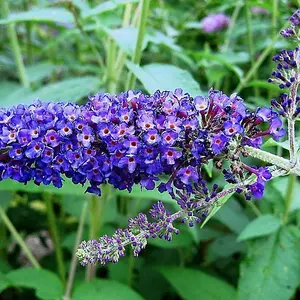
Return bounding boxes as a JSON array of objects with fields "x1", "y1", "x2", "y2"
[{"x1": 0, "y1": 88, "x2": 283, "y2": 199}]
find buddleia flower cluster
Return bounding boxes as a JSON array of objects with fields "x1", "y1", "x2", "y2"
[{"x1": 0, "y1": 89, "x2": 283, "y2": 200}]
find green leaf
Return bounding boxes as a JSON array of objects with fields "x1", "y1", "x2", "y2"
[
  {"x1": 160, "y1": 267, "x2": 236, "y2": 300},
  {"x1": 82, "y1": 0, "x2": 139, "y2": 19},
  {"x1": 231, "y1": 21, "x2": 270, "y2": 38},
  {"x1": 272, "y1": 177, "x2": 300, "y2": 211},
  {"x1": 6, "y1": 268, "x2": 63, "y2": 300},
  {"x1": 0, "y1": 258, "x2": 12, "y2": 273},
  {"x1": 197, "y1": 227, "x2": 224, "y2": 242},
  {"x1": 26, "y1": 62, "x2": 58, "y2": 83},
  {"x1": 238, "y1": 214, "x2": 281, "y2": 241},
  {"x1": 72, "y1": 0, "x2": 90, "y2": 11},
  {"x1": 206, "y1": 234, "x2": 245, "y2": 263},
  {"x1": 0, "y1": 191, "x2": 13, "y2": 211},
  {"x1": 238, "y1": 226, "x2": 300, "y2": 300},
  {"x1": 106, "y1": 27, "x2": 149, "y2": 56},
  {"x1": 214, "y1": 199, "x2": 249, "y2": 234},
  {"x1": 194, "y1": 52, "x2": 248, "y2": 80},
  {"x1": 126, "y1": 62, "x2": 202, "y2": 97},
  {"x1": 262, "y1": 137, "x2": 300, "y2": 152},
  {"x1": 0, "y1": 177, "x2": 171, "y2": 202},
  {"x1": 0, "y1": 178, "x2": 87, "y2": 195},
  {"x1": 0, "y1": 272, "x2": 11, "y2": 294},
  {"x1": 3, "y1": 76, "x2": 100, "y2": 107},
  {"x1": 247, "y1": 80, "x2": 282, "y2": 93},
  {"x1": 203, "y1": 160, "x2": 213, "y2": 178},
  {"x1": 73, "y1": 279, "x2": 143, "y2": 300},
  {"x1": 0, "y1": 8, "x2": 74, "y2": 25},
  {"x1": 147, "y1": 31, "x2": 181, "y2": 52},
  {"x1": 201, "y1": 185, "x2": 235, "y2": 228},
  {"x1": 0, "y1": 81, "x2": 21, "y2": 99}
]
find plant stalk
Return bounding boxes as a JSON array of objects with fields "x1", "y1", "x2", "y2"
[
  {"x1": 44, "y1": 194, "x2": 66, "y2": 285},
  {"x1": 287, "y1": 77, "x2": 299, "y2": 166},
  {"x1": 64, "y1": 201, "x2": 87, "y2": 300},
  {"x1": 282, "y1": 174, "x2": 296, "y2": 224},
  {"x1": 245, "y1": 146, "x2": 300, "y2": 176},
  {"x1": 0, "y1": 205, "x2": 40, "y2": 269},
  {"x1": 245, "y1": 0, "x2": 259, "y2": 97},
  {"x1": 125, "y1": 0, "x2": 151, "y2": 90},
  {"x1": 106, "y1": 38, "x2": 117, "y2": 94},
  {"x1": 69, "y1": 3, "x2": 104, "y2": 69},
  {"x1": 223, "y1": 0, "x2": 243, "y2": 52},
  {"x1": 85, "y1": 193, "x2": 105, "y2": 281},
  {"x1": 1, "y1": 0, "x2": 29, "y2": 88}
]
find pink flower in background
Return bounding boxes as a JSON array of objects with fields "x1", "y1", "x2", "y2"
[{"x1": 200, "y1": 13, "x2": 230, "y2": 33}]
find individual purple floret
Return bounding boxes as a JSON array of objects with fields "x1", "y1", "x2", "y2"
[
  {"x1": 0, "y1": 89, "x2": 283, "y2": 200},
  {"x1": 200, "y1": 13, "x2": 230, "y2": 33},
  {"x1": 243, "y1": 166, "x2": 272, "y2": 199}
]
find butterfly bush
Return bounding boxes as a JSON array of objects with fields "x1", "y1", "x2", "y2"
[{"x1": 1, "y1": 10, "x2": 299, "y2": 266}]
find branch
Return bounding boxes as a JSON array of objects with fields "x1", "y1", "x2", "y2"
[{"x1": 245, "y1": 146, "x2": 300, "y2": 176}]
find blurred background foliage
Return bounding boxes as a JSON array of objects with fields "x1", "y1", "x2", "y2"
[{"x1": 0, "y1": 0, "x2": 300, "y2": 299}]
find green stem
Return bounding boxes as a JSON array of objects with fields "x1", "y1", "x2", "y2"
[
  {"x1": 69, "y1": 4, "x2": 104, "y2": 69},
  {"x1": 223, "y1": 0, "x2": 243, "y2": 52},
  {"x1": 127, "y1": 198, "x2": 141, "y2": 287},
  {"x1": 272, "y1": 0, "x2": 278, "y2": 43},
  {"x1": 282, "y1": 174, "x2": 296, "y2": 224},
  {"x1": 246, "y1": 201, "x2": 261, "y2": 217},
  {"x1": 114, "y1": 3, "x2": 135, "y2": 86},
  {"x1": 64, "y1": 202, "x2": 87, "y2": 300},
  {"x1": 23, "y1": 0, "x2": 32, "y2": 64},
  {"x1": 268, "y1": 0, "x2": 278, "y2": 99},
  {"x1": 0, "y1": 205, "x2": 40, "y2": 269},
  {"x1": 245, "y1": 1, "x2": 259, "y2": 97},
  {"x1": 44, "y1": 194, "x2": 66, "y2": 285},
  {"x1": 235, "y1": 20, "x2": 290, "y2": 93},
  {"x1": 0, "y1": 223, "x2": 7, "y2": 259},
  {"x1": 245, "y1": 146, "x2": 300, "y2": 175},
  {"x1": 85, "y1": 186, "x2": 112, "y2": 281},
  {"x1": 1, "y1": 0, "x2": 29, "y2": 88},
  {"x1": 125, "y1": 0, "x2": 151, "y2": 90},
  {"x1": 106, "y1": 38, "x2": 117, "y2": 94}
]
